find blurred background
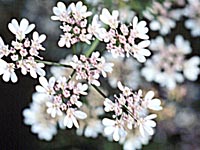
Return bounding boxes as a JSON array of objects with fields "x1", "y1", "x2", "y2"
[{"x1": 0, "y1": 0, "x2": 199, "y2": 149}]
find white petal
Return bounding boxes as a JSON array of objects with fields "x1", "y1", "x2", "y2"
[
  {"x1": 145, "y1": 91, "x2": 154, "y2": 100},
  {"x1": 64, "y1": 116, "x2": 73, "y2": 128},
  {"x1": 145, "y1": 114, "x2": 157, "y2": 120},
  {"x1": 20, "y1": 18, "x2": 29, "y2": 32},
  {"x1": 25, "y1": 24, "x2": 35, "y2": 34},
  {"x1": 74, "y1": 111, "x2": 87, "y2": 119},
  {"x1": 11, "y1": 72, "x2": 18, "y2": 83},
  {"x1": 102, "y1": 118, "x2": 115, "y2": 126},
  {"x1": 113, "y1": 128, "x2": 120, "y2": 141}
]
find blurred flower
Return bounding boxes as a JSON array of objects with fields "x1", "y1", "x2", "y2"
[
  {"x1": 184, "y1": 0, "x2": 200, "y2": 36},
  {"x1": 23, "y1": 92, "x2": 58, "y2": 141},
  {"x1": 143, "y1": 1, "x2": 176, "y2": 35},
  {"x1": 104, "y1": 52, "x2": 141, "y2": 90},
  {"x1": 142, "y1": 35, "x2": 200, "y2": 89}
]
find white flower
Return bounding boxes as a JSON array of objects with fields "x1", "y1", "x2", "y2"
[
  {"x1": 58, "y1": 33, "x2": 73, "y2": 48},
  {"x1": 183, "y1": 56, "x2": 200, "y2": 81},
  {"x1": 185, "y1": 19, "x2": 200, "y2": 37},
  {"x1": 102, "y1": 118, "x2": 127, "y2": 141},
  {"x1": 36, "y1": 76, "x2": 56, "y2": 95},
  {"x1": 132, "y1": 16, "x2": 149, "y2": 39},
  {"x1": 8, "y1": 18, "x2": 35, "y2": 40},
  {"x1": 0, "y1": 37, "x2": 10, "y2": 58},
  {"x1": 63, "y1": 108, "x2": 87, "y2": 128},
  {"x1": 138, "y1": 114, "x2": 157, "y2": 137},
  {"x1": 69, "y1": 1, "x2": 92, "y2": 21},
  {"x1": 23, "y1": 92, "x2": 57, "y2": 141},
  {"x1": 31, "y1": 31, "x2": 46, "y2": 51},
  {"x1": 143, "y1": 91, "x2": 162, "y2": 111},
  {"x1": 175, "y1": 35, "x2": 191, "y2": 54},
  {"x1": 28, "y1": 61, "x2": 46, "y2": 78},
  {"x1": 88, "y1": 15, "x2": 105, "y2": 40},
  {"x1": 104, "y1": 98, "x2": 115, "y2": 112},
  {"x1": 117, "y1": 81, "x2": 132, "y2": 97},
  {"x1": 0, "y1": 59, "x2": 17, "y2": 83},
  {"x1": 46, "y1": 101, "x2": 63, "y2": 118},
  {"x1": 79, "y1": 33, "x2": 92, "y2": 44},
  {"x1": 73, "y1": 83, "x2": 88, "y2": 95},
  {"x1": 51, "y1": 2, "x2": 67, "y2": 21},
  {"x1": 131, "y1": 40, "x2": 151, "y2": 63},
  {"x1": 122, "y1": 129, "x2": 151, "y2": 150},
  {"x1": 100, "y1": 8, "x2": 119, "y2": 29}
]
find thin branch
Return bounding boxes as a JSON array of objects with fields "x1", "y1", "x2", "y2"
[
  {"x1": 85, "y1": 39, "x2": 100, "y2": 57},
  {"x1": 35, "y1": 59, "x2": 73, "y2": 69},
  {"x1": 91, "y1": 84, "x2": 107, "y2": 98}
]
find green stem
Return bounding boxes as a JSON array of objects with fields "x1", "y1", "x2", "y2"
[
  {"x1": 91, "y1": 84, "x2": 107, "y2": 98},
  {"x1": 67, "y1": 69, "x2": 76, "y2": 83},
  {"x1": 35, "y1": 59, "x2": 73, "y2": 69},
  {"x1": 72, "y1": 45, "x2": 76, "y2": 54},
  {"x1": 85, "y1": 39, "x2": 99, "y2": 57}
]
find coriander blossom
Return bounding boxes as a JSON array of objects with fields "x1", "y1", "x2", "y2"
[
  {"x1": 102, "y1": 82, "x2": 162, "y2": 141},
  {"x1": 142, "y1": 36, "x2": 200, "y2": 89},
  {"x1": 99, "y1": 12, "x2": 151, "y2": 62},
  {"x1": 143, "y1": 1, "x2": 176, "y2": 35},
  {"x1": 70, "y1": 52, "x2": 113, "y2": 86},
  {"x1": 52, "y1": 1, "x2": 94, "y2": 48},
  {"x1": 23, "y1": 92, "x2": 58, "y2": 141},
  {"x1": 35, "y1": 76, "x2": 89, "y2": 128},
  {"x1": 0, "y1": 18, "x2": 46, "y2": 82},
  {"x1": 100, "y1": 8, "x2": 119, "y2": 29},
  {"x1": 8, "y1": 18, "x2": 35, "y2": 40}
]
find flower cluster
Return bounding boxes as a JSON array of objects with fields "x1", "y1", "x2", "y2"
[
  {"x1": 141, "y1": 35, "x2": 200, "y2": 89},
  {"x1": 0, "y1": 18, "x2": 46, "y2": 82},
  {"x1": 23, "y1": 92, "x2": 58, "y2": 141},
  {"x1": 36, "y1": 76, "x2": 88, "y2": 129},
  {"x1": 51, "y1": 1, "x2": 151, "y2": 63},
  {"x1": 99, "y1": 9, "x2": 150, "y2": 62},
  {"x1": 70, "y1": 51, "x2": 113, "y2": 86},
  {"x1": 51, "y1": 1, "x2": 94, "y2": 47},
  {"x1": 102, "y1": 82, "x2": 162, "y2": 142},
  {"x1": 143, "y1": 1, "x2": 176, "y2": 35}
]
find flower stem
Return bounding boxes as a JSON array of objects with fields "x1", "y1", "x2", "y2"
[
  {"x1": 35, "y1": 59, "x2": 73, "y2": 69},
  {"x1": 85, "y1": 39, "x2": 99, "y2": 57},
  {"x1": 72, "y1": 45, "x2": 76, "y2": 54},
  {"x1": 91, "y1": 84, "x2": 107, "y2": 98},
  {"x1": 67, "y1": 69, "x2": 76, "y2": 83}
]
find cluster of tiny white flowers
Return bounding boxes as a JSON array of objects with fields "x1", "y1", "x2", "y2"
[
  {"x1": 143, "y1": 1, "x2": 176, "y2": 35},
  {"x1": 99, "y1": 9, "x2": 150, "y2": 62},
  {"x1": 23, "y1": 92, "x2": 58, "y2": 141},
  {"x1": 70, "y1": 51, "x2": 114, "y2": 86},
  {"x1": 0, "y1": 18, "x2": 46, "y2": 82},
  {"x1": 35, "y1": 76, "x2": 88, "y2": 129},
  {"x1": 51, "y1": 1, "x2": 151, "y2": 63},
  {"x1": 102, "y1": 81, "x2": 162, "y2": 142},
  {"x1": 142, "y1": 35, "x2": 200, "y2": 90},
  {"x1": 51, "y1": 1, "x2": 93, "y2": 47},
  {"x1": 0, "y1": 1, "x2": 167, "y2": 149}
]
